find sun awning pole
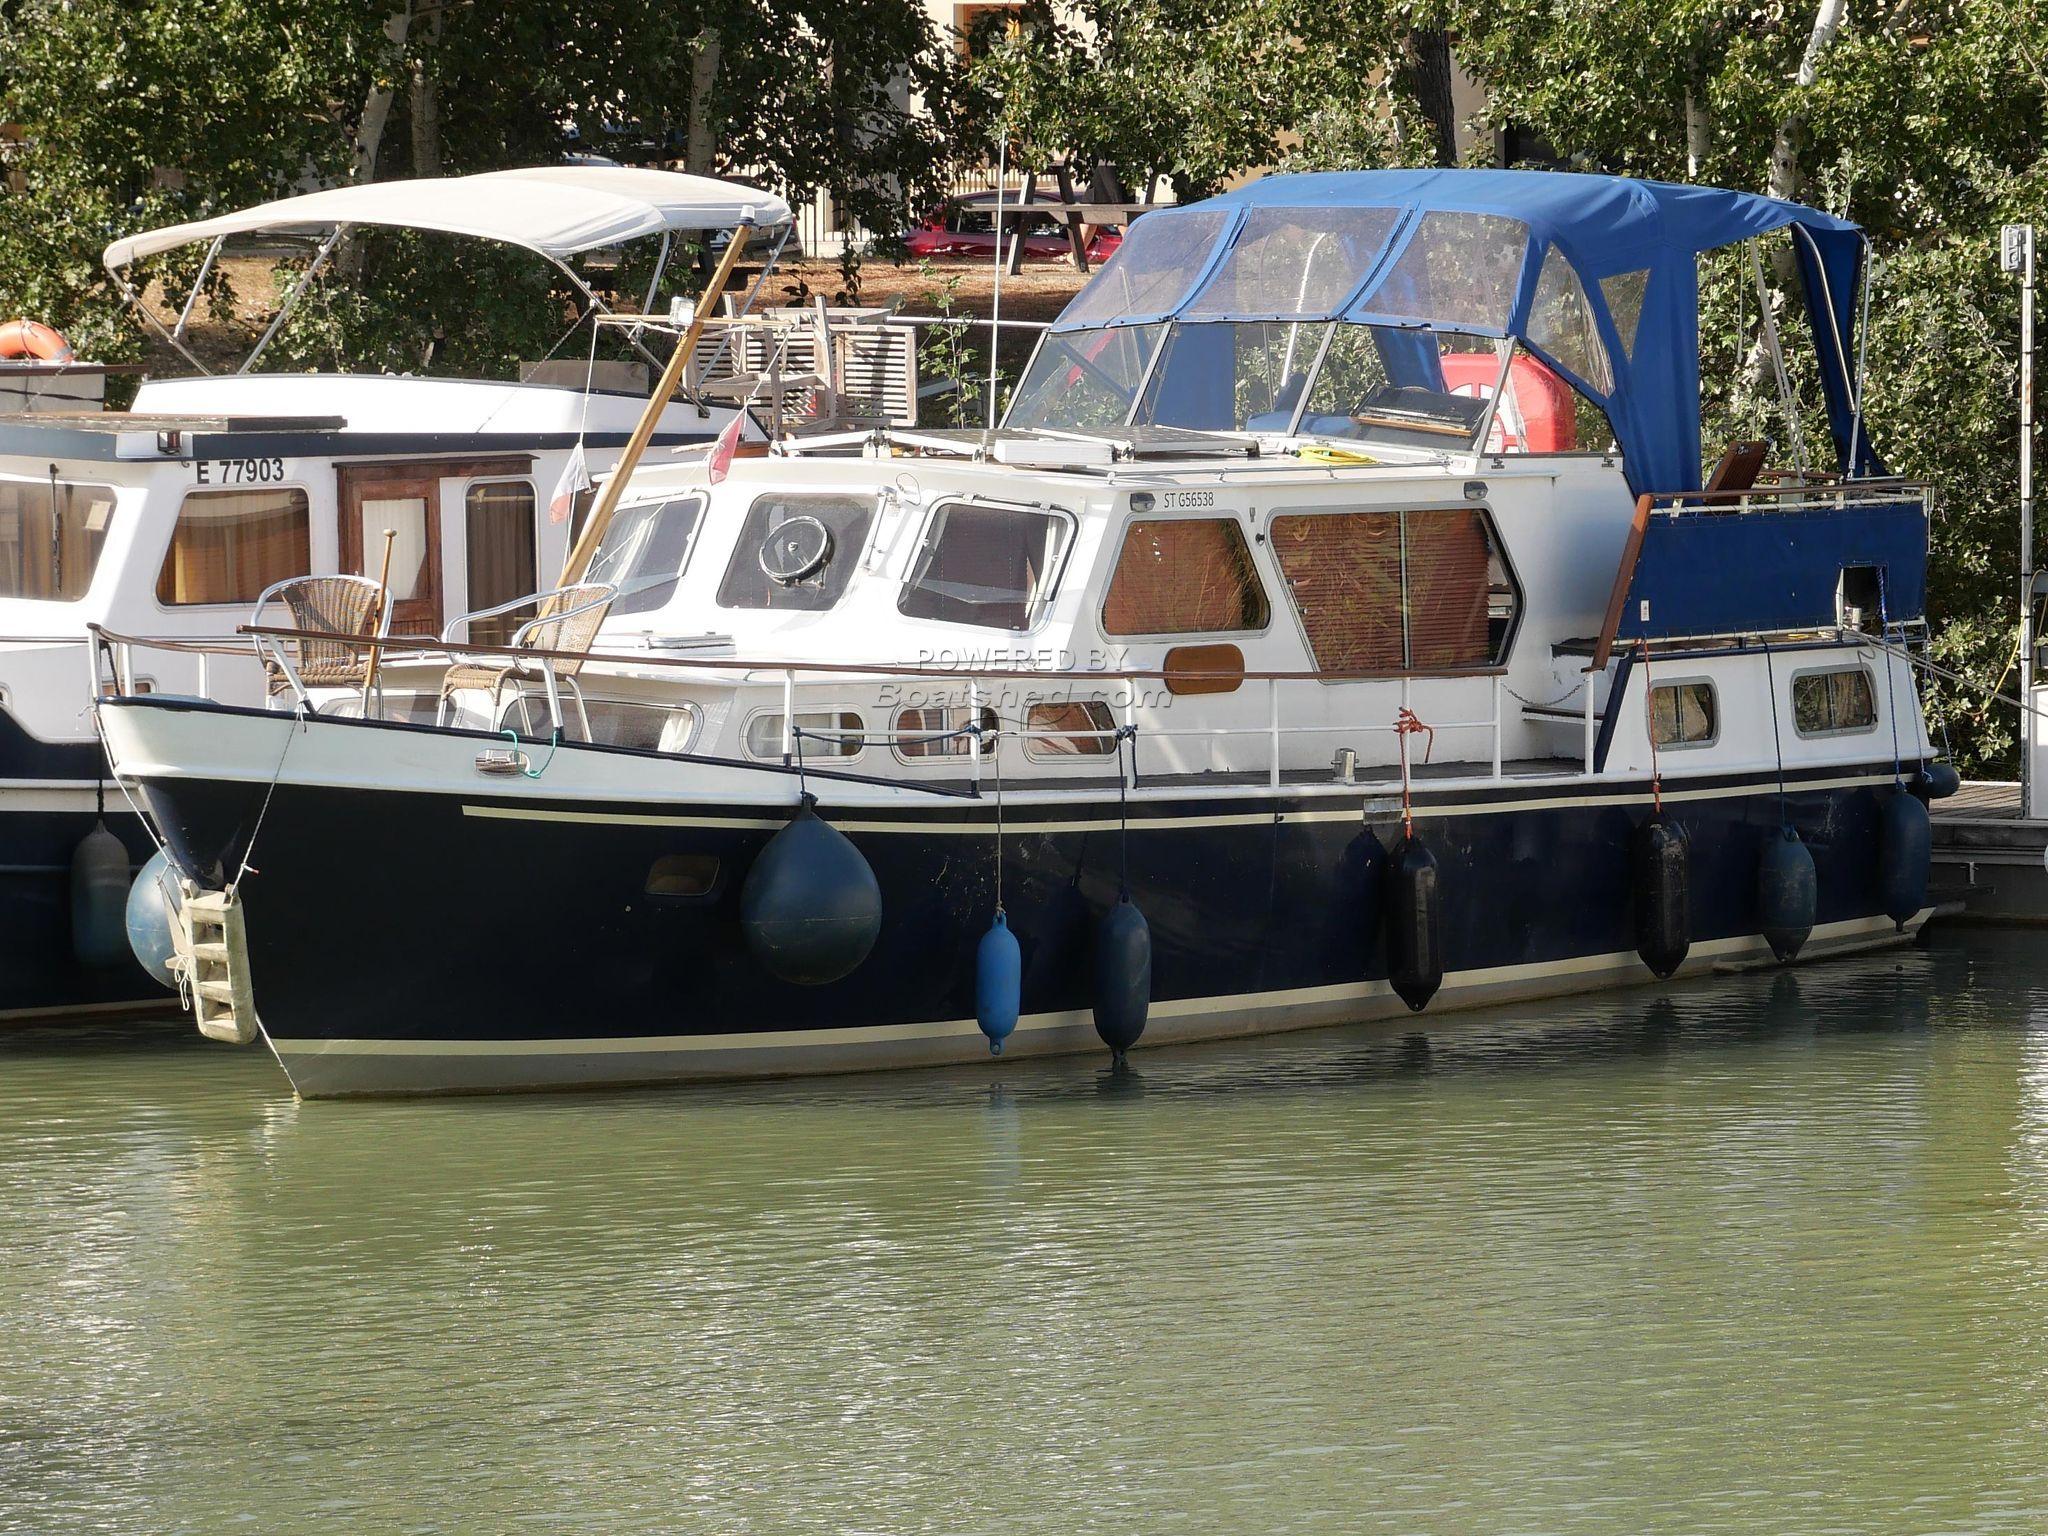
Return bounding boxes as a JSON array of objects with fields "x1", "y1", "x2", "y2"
[
  {"x1": 109, "y1": 264, "x2": 210, "y2": 375},
  {"x1": 1747, "y1": 239, "x2": 1807, "y2": 476},
  {"x1": 171, "y1": 236, "x2": 226, "y2": 346},
  {"x1": 561, "y1": 221, "x2": 755, "y2": 586},
  {"x1": 242, "y1": 225, "x2": 347, "y2": 374}
]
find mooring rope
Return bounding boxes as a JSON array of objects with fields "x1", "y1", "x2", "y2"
[{"x1": 1394, "y1": 707, "x2": 1434, "y2": 838}]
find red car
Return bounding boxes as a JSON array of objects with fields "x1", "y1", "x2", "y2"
[{"x1": 904, "y1": 192, "x2": 1123, "y2": 263}]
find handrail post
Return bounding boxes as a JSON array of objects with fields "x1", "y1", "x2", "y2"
[
  {"x1": 969, "y1": 679, "x2": 983, "y2": 794},
  {"x1": 1583, "y1": 670, "x2": 1596, "y2": 773},
  {"x1": 1268, "y1": 677, "x2": 1281, "y2": 789},
  {"x1": 781, "y1": 669, "x2": 795, "y2": 763},
  {"x1": 1491, "y1": 674, "x2": 1503, "y2": 780}
]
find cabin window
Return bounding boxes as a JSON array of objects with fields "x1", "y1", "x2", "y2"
[
  {"x1": 588, "y1": 494, "x2": 705, "y2": 617},
  {"x1": 1792, "y1": 666, "x2": 1877, "y2": 736},
  {"x1": 1006, "y1": 323, "x2": 1165, "y2": 432},
  {"x1": 717, "y1": 493, "x2": 874, "y2": 612},
  {"x1": 1649, "y1": 681, "x2": 1717, "y2": 748},
  {"x1": 463, "y1": 480, "x2": 537, "y2": 645},
  {"x1": 1024, "y1": 699, "x2": 1118, "y2": 759},
  {"x1": 1102, "y1": 518, "x2": 1269, "y2": 636},
  {"x1": 742, "y1": 710, "x2": 864, "y2": 760},
  {"x1": 898, "y1": 502, "x2": 1073, "y2": 630},
  {"x1": 576, "y1": 698, "x2": 699, "y2": 753},
  {"x1": 156, "y1": 487, "x2": 310, "y2": 606},
  {"x1": 893, "y1": 704, "x2": 998, "y2": 760},
  {"x1": 0, "y1": 477, "x2": 116, "y2": 601},
  {"x1": 1269, "y1": 506, "x2": 1514, "y2": 673}
]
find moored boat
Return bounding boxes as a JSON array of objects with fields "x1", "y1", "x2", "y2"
[
  {"x1": 0, "y1": 166, "x2": 786, "y2": 1016},
  {"x1": 97, "y1": 169, "x2": 1946, "y2": 1095}
]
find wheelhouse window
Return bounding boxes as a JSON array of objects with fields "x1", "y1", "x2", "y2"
[
  {"x1": 1006, "y1": 324, "x2": 1164, "y2": 433},
  {"x1": 1269, "y1": 506, "x2": 1515, "y2": 673},
  {"x1": 717, "y1": 493, "x2": 874, "y2": 612},
  {"x1": 1296, "y1": 328, "x2": 1510, "y2": 450},
  {"x1": 156, "y1": 487, "x2": 310, "y2": 606},
  {"x1": 898, "y1": 502, "x2": 1072, "y2": 630},
  {"x1": 743, "y1": 710, "x2": 864, "y2": 760},
  {"x1": 1650, "y1": 681, "x2": 1717, "y2": 748},
  {"x1": 464, "y1": 480, "x2": 537, "y2": 645},
  {"x1": 1792, "y1": 666, "x2": 1877, "y2": 736},
  {"x1": 0, "y1": 477, "x2": 116, "y2": 601},
  {"x1": 1024, "y1": 699, "x2": 1117, "y2": 759},
  {"x1": 587, "y1": 494, "x2": 705, "y2": 618},
  {"x1": 1102, "y1": 517, "x2": 1269, "y2": 636}
]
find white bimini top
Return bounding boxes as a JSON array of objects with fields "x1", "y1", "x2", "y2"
[{"x1": 103, "y1": 166, "x2": 793, "y2": 270}]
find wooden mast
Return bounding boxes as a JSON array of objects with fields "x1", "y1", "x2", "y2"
[{"x1": 561, "y1": 222, "x2": 755, "y2": 586}]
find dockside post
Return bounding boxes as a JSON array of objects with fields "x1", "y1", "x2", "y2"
[{"x1": 2005, "y1": 225, "x2": 2038, "y2": 814}]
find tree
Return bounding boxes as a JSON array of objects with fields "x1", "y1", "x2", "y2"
[
  {"x1": 1454, "y1": 0, "x2": 2048, "y2": 772},
  {"x1": 0, "y1": 0, "x2": 957, "y2": 372}
]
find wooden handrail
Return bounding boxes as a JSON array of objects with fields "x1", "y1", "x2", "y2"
[{"x1": 1590, "y1": 494, "x2": 1654, "y2": 673}]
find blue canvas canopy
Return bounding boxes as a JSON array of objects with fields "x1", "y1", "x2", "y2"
[{"x1": 1049, "y1": 169, "x2": 1878, "y2": 495}]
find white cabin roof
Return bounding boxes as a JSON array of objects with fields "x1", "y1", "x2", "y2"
[{"x1": 103, "y1": 166, "x2": 793, "y2": 270}]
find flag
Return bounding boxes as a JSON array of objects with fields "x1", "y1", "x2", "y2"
[
  {"x1": 548, "y1": 439, "x2": 591, "y2": 524},
  {"x1": 707, "y1": 412, "x2": 745, "y2": 485}
]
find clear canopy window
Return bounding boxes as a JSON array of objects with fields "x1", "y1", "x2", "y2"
[
  {"x1": 1138, "y1": 320, "x2": 1333, "y2": 432},
  {"x1": 586, "y1": 495, "x2": 705, "y2": 617},
  {"x1": 1006, "y1": 323, "x2": 1164, "y2": 433},
  {"x1": 898, "y1": 502, "x2": 1072, "y2": 631},
  {"x1": 1352, "y1": 212, "x2": 1529, "y2": 332},
  {"x1": 1526, "y1": 244, "x2": 1614, "y2": 393},
  {"x1": 1599, "y1": 269, "x2": 1650, "y2": 360},
  {"x1": 1297, "y1": 328, "x2": 1512, "y2": 449},
  {"x1": 1057, "y1": 209, "x2": 1232, "y2": 326},
  {"x1": 1183, "y1": 206, "x2": 1402, "y2": 318}
]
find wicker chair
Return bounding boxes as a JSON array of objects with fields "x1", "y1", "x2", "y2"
[
  {"x1": 437, "y1": 582, "x2": 617, "y2": 739},
  {"x1": 250, "y1": 575, "x2": 393, "y2": 703}
]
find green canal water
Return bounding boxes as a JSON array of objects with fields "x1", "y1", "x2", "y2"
[{"x1": 5, "y1": 928, "x2": 2048, "y2": 1534}]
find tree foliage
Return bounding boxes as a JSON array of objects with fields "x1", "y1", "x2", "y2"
[{"x1": 0, "y1": 0, "x2": 957, "y2": 371}]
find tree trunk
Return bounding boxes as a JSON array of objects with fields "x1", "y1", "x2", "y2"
[
  {"x1": 1769, "y1": 0, "x2": 1849, "y2": 204},
  {"x1": 684, "y1": 28, "x2": 724, "y2": 175},
  {"x1": 1684, "y1": 88, "x2": 1711, "y2": 178},
  {"x1": 353, "y1": 4, "x2": 413, "y2": 184},
  {"x1": 1400, "y1": 28, "x2": 1460, "y2": 168},
  {"x1": 409, "y1": 4, "x2": 443, "y2": 178}
]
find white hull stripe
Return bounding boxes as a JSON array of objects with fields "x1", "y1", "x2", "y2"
[
  {"x1": 458, "y1": 770, "x2": 1905, "y2": 836},
  {"x1": 269, "y1": 910, "x2": 1921, "y2": 1060}
]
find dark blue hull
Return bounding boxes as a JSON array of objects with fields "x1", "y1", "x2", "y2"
[
  {"x1": 132, "y1": 748, "x2": 1930, "y2": 1096},
  {"x1": 0, "y1": 709, "x2": 165, "y2": 1015}
]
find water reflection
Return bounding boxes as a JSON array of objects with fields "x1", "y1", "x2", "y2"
[{"x1": 1, "y1": 932, "x2": 2046, "y2": 1533}]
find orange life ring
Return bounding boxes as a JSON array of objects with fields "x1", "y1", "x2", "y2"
[{"x1": 0, "y1": 319, "x2": 77, "y2": 365}]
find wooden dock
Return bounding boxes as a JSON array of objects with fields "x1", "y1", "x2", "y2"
[{"x1": 1930, "y1": 780, "x2": 2048, "y2": 921}]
